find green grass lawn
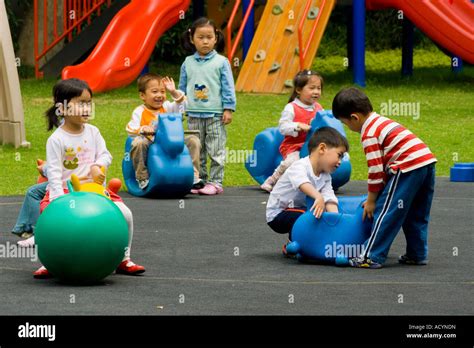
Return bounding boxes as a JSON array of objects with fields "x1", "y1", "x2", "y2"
[{"x1": 1, "y1": 48, "x2": 473, "y2": 195}]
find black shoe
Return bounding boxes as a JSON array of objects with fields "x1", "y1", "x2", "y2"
[
  {"x1": 398, "y1": 254, "x2": 428, "y2": 265},
  {"x1": 192, "y1": 179, "x2": 205, "y2": 190}
]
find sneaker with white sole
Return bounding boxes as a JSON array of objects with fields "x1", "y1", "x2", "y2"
[
  {"x1": 282, "y1": 240, "x2": 296, "y2": 259},
  {"x1": 398, "y1": 254, "x2": 428, "y2": 265},
  {"x1": 137, "y1": 179, "x2": 149, "y2": 190},
  {"x1": 349, "y1": 257, "x2": 383, "y2": 269},
  {"x1": 192, "y1": 179, "x2": 205, "y2": 190},
  {"x1": 33, "y1": 266, "x2": 53, "y2": 279},
  {"x1": 116, "y1": 259, "x2": 145, "y2": 275},
  {"x1": 20, "y1": 232, "x2": 34, "y2": 239}
]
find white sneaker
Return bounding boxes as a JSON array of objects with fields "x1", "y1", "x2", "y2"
[
  {"x1": 18, "y1": 236, "x2": 35, "y2": 248},
  {"x1": 137, "y1": 179, "x2": 149, "y2": 190}
]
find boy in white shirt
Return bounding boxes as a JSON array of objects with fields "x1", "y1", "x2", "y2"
[
  {"x1": 266, "y1": 127, "x2": 349, "y2": 255},
  {"x1": 126, "y1": 73, "x2": 203, "y2": 190}
]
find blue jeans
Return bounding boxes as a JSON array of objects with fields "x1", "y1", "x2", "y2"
[
  {"x1": 361, "y1": 164, "x2": 435, "y2": 264},
  {"x1": 11, "y1": 182, "x2": 48, "y2": 236}
]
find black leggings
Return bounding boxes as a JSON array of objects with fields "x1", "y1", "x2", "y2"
[{"x1": 267, "y1": 208, "x2": 305, "y2": 240}]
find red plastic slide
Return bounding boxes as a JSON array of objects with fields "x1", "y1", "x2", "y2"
[
  {"x1": 366, "y1": 0, "x2": 474, "y2": 64},
  {"x1": 62, "y1": 0, "x2": 191, "y2": 93}
]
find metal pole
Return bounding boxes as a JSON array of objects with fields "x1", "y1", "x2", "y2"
[
  {"x1": 401, "y1": 18, "x2": 414, "y2": 76},
  {"x1": 242, "y1": 0, "x2": 254, "y2": 61},
  {"x1": 352, "y1": 0, "x2": 366, "y2": 87}
]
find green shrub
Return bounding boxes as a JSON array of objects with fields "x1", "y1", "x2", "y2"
[{"x1": 5, "y1": 0, "x2": 31, "y2": 53}]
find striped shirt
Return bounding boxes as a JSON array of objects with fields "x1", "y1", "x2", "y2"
[{"x1": 361, "y1": 112, "x2": 436, "y2": 192}]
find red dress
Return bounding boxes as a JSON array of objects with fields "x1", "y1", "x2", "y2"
[{"x1": 279, "y1": 101, "x2": 322, "y2": 158}]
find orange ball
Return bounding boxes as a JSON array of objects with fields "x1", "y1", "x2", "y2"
[{"x1": 107, "y1": 178, "x2": 122, "y2": 193}]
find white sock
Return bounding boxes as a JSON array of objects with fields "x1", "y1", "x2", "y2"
[
  {"x1": 17, "y1": 236, "x2": 35, "y2": 248},
  {"x1": 114, "y1": 202, "x2": 133, "y2": 262}
]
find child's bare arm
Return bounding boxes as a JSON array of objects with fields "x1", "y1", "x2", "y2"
[
  {"x1": 299, "y1": 182, "x2": 325, "y2": 218},
  {"x1": 162, "y1": 77, "x2": 185, "y2": 101},
  {"x1": 325, "y1": 202, "x2": 338, "y2": 213}
]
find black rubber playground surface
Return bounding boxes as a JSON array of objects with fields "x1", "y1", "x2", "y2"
[{"x1": 0, "y1": 178, "x2": 472, "y2": 315}]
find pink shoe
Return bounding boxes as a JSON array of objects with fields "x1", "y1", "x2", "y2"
[{"x1": 198, "y1": 183, "x2": 223, "y2": 195}]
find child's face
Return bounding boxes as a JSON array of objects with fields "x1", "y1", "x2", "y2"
[
  {"x1": 140, "y1": 79, "x2": 166, "y2": 111},
  {"x1": 297, "y1": 76, "x2": 322, "y2": 105},
  {"x1": 340, "y1": 114, "x2": 364, "y2": 133},
  {"x1": 62, "y1": 89, "x2": 93, "y2": 126},
  {"x1": 191, "y1": 25, "x2": 217, "y2": 56},
  {"x1": 314, "y1": 144, "x2": 346, "y2": 173}
]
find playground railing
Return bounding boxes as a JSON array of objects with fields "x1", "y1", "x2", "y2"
[
  {"x1": 298, "y1": 0, "x2": 326, "y2": 70},
  {"x1": 34, "y1": 0, "x2": 114, "y2": 78},
  {"x1": 226, "y1": 0, "x2": 255, "y2": 64}
]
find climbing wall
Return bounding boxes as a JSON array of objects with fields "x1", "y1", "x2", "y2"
[{"x1": 235, "y1": 0, "x2": 335, "y2": 94}]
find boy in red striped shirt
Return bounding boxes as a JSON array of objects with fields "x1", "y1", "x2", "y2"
[{"x1": 332, "y1": 87, "x2": 436, "y2": 269}]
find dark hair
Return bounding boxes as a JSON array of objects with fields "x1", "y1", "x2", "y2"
[
  {"x1": 332, "y1": 87, "x2": 373, "y2": 120},
  {"x1": 45, "y1": 78, "x2": 92, "y2": 130},
  {"x1": 308, "y1": 127, "x2": 349, "y2": 153},
  {"x1": 289, "y1": 70, "x2": 323, "y2": 103},
  {"x1": 181, "y1": 17, "x2": 225, "y2": 53},
  {"x1": 137, "y1": 73, "x2": 163, "y2": 93}
]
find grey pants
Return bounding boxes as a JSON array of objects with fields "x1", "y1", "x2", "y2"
[
  {"x1": 188, "y1": 116, "x2": 227, "y2": 185},
  {"x1": 131, "y1": 135, "x2": 202, "y2": 181}
]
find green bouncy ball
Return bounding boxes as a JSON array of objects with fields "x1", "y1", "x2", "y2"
[{"x1": 35, "y1": 183, "x2": 128, "y2": 284}]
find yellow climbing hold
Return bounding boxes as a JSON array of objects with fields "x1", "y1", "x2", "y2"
[
  {"x1": 254, "y1": 49, "x2": 266, "y2": 62},
  {"x1": 272, "y1": 4, "x2": 283, "y2": 15},
  {"x1": 269, "y1": 62, "x2": 281, "y2": 73},
  {"x1": 284, "y1": 79, "x2": 294, "y2": 88},
  {"x1": 308, "y1": 7, "x2": 319, "y2": 19}
]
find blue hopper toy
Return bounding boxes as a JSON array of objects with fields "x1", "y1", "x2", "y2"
[
  {"x1": 122, "y1": 113, "x2": 194, "y2": 197},
  {"x1": 245, "y1": 110, "x2": 352, "y2": 190},
  {"x1": 286, "y1": 195, "x2": 373, "y2": 265},
  {"x1": 450, "y1": 163, "x2": 474, "y2": 182}
]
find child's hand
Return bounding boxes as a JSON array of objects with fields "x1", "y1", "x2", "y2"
[
  {"x1": 141, "y1": 125, "x2": 155, "y2": 134},
  {"x1": 90, "y1": 165, "x2": 105, "y2": 185},
  {"x1": 162, "y1": 76, "x2": 177, "y2": 94},
  {"x1": 362, "y1": 200, "x2": 376, "y2": 220},
  {"x1": 222, "y1": 110, "x2": 233, "y2": 125},
  {"x1": 310, "y1": 194, "x2": 325, "y2": 219},
  {"x1": 298, "y1": 123, "x2": 311, "y2": 132}
]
